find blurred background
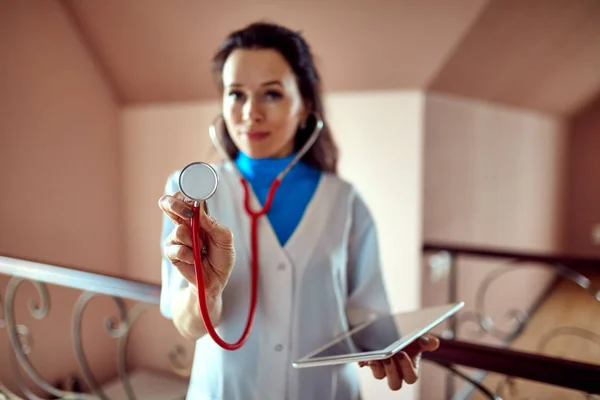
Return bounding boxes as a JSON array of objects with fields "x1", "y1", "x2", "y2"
[{"x1": 1, "y1": 1, "x2": 599, "y2": 399}]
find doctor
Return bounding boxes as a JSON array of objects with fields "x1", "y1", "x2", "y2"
[{"x1": 158, "y1": 21, "x2": 439, "y2": 400}]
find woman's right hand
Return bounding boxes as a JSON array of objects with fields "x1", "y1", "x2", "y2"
[{"x1": 158, "y1": 191, "x2": 236, "y2": 298}]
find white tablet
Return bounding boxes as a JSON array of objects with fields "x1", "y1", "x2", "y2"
[{"x1": 292, "y1": 302, "x2": 464, "y2": 368}]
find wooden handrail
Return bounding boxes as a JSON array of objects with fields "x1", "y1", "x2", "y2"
[
  {"x1": 423, "y1": 242, "x2": 600, "y2": 274},
  {"x1": 423, "y1": 338, "x2": 600, "y2": 394}
]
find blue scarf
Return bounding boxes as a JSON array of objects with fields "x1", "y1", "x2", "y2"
[{"x1": 235, "y1": 152, "x2": 321, "y2": 246}]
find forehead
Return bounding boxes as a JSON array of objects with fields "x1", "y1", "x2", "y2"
[{"x1": 221, "y1": 49, "x2": 295, "y2": 86}]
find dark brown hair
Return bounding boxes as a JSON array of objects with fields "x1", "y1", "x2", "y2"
[{"x1": 211, "y1": 21, "x2": 338, "y2": 174}]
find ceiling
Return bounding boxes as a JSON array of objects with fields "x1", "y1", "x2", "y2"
[{"x1": 63, "y1": 0, "x2": 600, "y2": 116}]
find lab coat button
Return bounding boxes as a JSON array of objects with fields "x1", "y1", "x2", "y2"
[
  {"x1": 274, "y1": 344, "x2": 284, "y2": 352},
  {"x1": 277, "y1": 263, "x2": 286, "y2": 271}
]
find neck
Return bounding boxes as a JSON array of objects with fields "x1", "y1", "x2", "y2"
[{"x1": 235, "y1": 152, "x2": 297, "y2": 183}]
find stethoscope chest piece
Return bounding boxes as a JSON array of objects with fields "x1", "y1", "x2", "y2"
[{"x1": 179, "y1": 162, "x2": 219, "y2": 202}]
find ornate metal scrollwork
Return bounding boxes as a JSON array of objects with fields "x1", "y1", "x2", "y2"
[
  {"x1": 3, "y1": 276, "x2": 91, "y2": 399},
  {"x1": 537, "y1": 326, "x2": 600, "y2": 354},
  {"x1": 430, "y1": 250, "x2": 600, "y2": 400},
  {"x1": 9, "y1": 349, "x2": 47, "y2": 400},
  {"x1": 431, "y1": 362, "x2": 503, "y2": 400},
  {"x1": 448, "y1": 259, "x2": 530, "y2": 342},
  {"x1": 0, "y1": 380, "x2": 23, "y2": 400},
  {"x1": 72, "y1": 291, "x2": 133, "y2": 400},
  {"x1": 1, "y1": 273, "x2": 189, "y2": 400},
  {"x1": 447, "y1": 257, "x2": 599, "y2": 343},
  {"x1": 495, "y1": 375, "x2": 600, "y2": 400},
  {"x1": 536, "y1": 327, "x2": 600, "y2": 400},
  {"x1": 495, "y1": 376, "x2": 531, "y2": 400}
]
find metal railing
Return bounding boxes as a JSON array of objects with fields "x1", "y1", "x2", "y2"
[
  {"x1": 2, "y1": 246, "x2": 600, "y2": 400},
  {"x1": 0, "y1": 255, "x2": 189, "y2": 400},
  {"x1": 422, "y1": 242, "x2": 600, "y2": 399}
]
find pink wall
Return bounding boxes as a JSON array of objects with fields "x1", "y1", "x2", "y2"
[
  {"x1": 319, "y1": 91, "x2": 425, "y2": 400},
  {"x1": 326, "y1": 91, "x2": 425, "y2": 314},
  {"x1": 0, "y1": 1, "x2": 122, "y2": 394},
  {"x1": 564, "y1": 96, "x2": 600, "y2": 257},
  {"x1": 422, "y1": 93, "x2": 567, "y2": 251},
  {"x1": 119, "y1": 103, "x2": 220, "y2": 284},
  {"x1": 420, "y1": 93, "x2": 568, "y2": 399}
]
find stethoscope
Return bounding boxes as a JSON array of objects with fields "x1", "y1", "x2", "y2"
[{"x1": 178, "y1": 114, "x2": 324, "y2": 351}]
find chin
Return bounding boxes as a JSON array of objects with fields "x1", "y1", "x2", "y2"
[
  {"x1": 241, "y1": 143, "x2": 290, "y2": 159},
  {"x1": 240, "y1": 146, "x2": 274, "y2": 159}
]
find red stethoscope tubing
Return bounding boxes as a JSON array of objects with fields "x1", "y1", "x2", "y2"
[{"x1": 191, "y1": 177, "x2": 281, "y2": 350}]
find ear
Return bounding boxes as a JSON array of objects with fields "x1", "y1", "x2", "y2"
[{"x1": 299, "y1": 118, "x2": 307, "y2": 130}]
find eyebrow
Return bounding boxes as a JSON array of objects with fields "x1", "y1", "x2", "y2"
[{"x1": 228, "y1": 80, "x2": 284, "y2": 88}]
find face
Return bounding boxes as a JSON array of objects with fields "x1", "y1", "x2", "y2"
[{"x1": 221, "y1": 49, "x2": 307, "y2": 159}]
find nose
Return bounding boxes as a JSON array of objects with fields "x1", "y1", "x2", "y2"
[{"x1": 242, "y1": 96, "x2": 264, "y2": 123}]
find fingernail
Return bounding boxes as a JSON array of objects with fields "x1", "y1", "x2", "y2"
[
  {"x1": 419, "y1": 336, "x2": 430, "y2": 345},
  {"x1": 182, "y1": 208, "x2": 194, "y2": 218}
]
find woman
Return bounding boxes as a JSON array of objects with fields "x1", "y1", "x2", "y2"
[{"x1": 158, "y1": 21, "x2": 439, "y2": 400}]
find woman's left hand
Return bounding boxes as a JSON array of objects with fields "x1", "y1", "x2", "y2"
[{"x1": 359, "y1": 334, "x2": 440, "y2": 391}]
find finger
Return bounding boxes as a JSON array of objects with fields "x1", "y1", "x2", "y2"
[
  {"x1": 199, "y1": 211, "x2": 234, "y2": 247},
  {"x1": 171, "y1": 223, "x2": 194, "y2": 248},
  {"x1": 165, "y1": 243, "x2": 195, "y2": 265},
  {"x1": 158, "y1": 193, "x2": 195, "y2": 225},
  {"x1": 165, "y1": 224, "x2": 205, "y2": 265},
  {"x1": 368, "y1": 361, "x2": 386, "y2": 380},
  {"x1": 396, "y1": 352, "x2": 418, "y2": 385},
  {"x1": 164, "y1": 209, "x2": 192, "y2": 228},
  {"x1": 172, "y1": 260, "x2": 197, "y2": 284},
  {"x1": 403, "y1": 335, "x2": 440, "y2": 360},
  {"x1": 163, "y1": 242, "x2": 197, "y2": 284},
  {"x1": 419, "y1": 335, "x2": 440, "y2": 352},
  {"x1": 411, "y1": 352, "x2": 422, "y2": 372},
  {"x1": 383, "y1": 358, "x2": 403, "y2": 391}
]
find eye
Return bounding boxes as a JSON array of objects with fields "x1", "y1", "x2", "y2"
[
  {"x1": 228, "y1": 90, "x2": 244, "y2": 101},
  {"x1": 264, "y1": 90, "x2": 283, "y2": 100}
]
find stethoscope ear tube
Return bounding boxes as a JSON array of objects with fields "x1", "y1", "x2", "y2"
[
  {"x1": 208, "y1": 113, "x2": 324, "y2": 180},
  {"x1": 187, "y1": 113, "x2": 324, "y2": 351}
]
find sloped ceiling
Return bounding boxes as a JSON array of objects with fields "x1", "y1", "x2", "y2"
[
  {"x1": 429, "y1": 0, "x2": 600, "y2": 116},
  {"x1": 63, "y1": 0, "x2": 600, "y2": 116}
]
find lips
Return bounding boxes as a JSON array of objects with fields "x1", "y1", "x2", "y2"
[{"x1": 244, "y1": 131, "x2": 270, "y2": 141}]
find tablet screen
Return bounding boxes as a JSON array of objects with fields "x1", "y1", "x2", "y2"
[
  {"x1": 304, "y1": 302, "x2": 463, "y2": 361},
  {"x1": 310, "y1": 315, "x2": 402, "y2": 359}
]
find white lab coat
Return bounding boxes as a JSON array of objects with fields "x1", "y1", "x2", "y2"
[{"x1": 160, "y1": 161, "x2": 392, "y2": 400}]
